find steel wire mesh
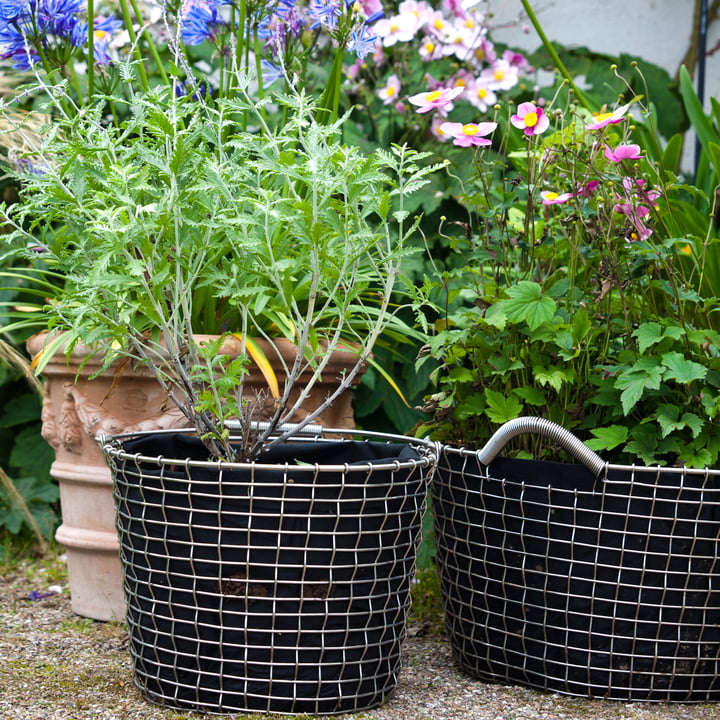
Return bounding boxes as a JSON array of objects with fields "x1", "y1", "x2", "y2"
[
  {"x1": 103, "y1": 429, "x2": 436, "y2": 715},
  {"x1": 432, "y1": 445, "x2": 720, "y2": 702}
]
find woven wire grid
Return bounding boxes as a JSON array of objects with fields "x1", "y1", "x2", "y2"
[
  {"x1": 432, "y1": 445, "x2": 720, "y2": 703},
  {"x1": 104, "y1": 429, "x2": 435, "y2": 716}
]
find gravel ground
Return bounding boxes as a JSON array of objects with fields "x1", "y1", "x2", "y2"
[{"x1": 2, "y1": 553, "x2": 720, "y2": 720}]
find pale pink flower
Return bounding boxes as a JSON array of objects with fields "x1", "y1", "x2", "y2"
[
  {"x1": 511, "y1": 101, "x2": 550, "y2": 136},
  {"x1": 439, "y1": 121, "x2": 497, "y2": 147},
  {"x1": 378, "y1": 74, "x2": 402, "y2": 105},
  {"x1": 408, "y1": 86, "x2": 463, "y2": 114},
  {"x1": 586, "y1": 103, "x2": 630, "y2": 130},
  {"x1": 540, "y1": 190, "x2": 573, "y2": 205},
  {"x1": 418, "y1": 36, "x2": 443, "y2": 61},
  {"x1": 466, "y1": 76, "x2": 497, "y2": 112},
  {"x1": 431, "y1": 115, "x2": 453, "y2": 141},
  {"x1": 605, "y1": 144, "x2": 642, "y2": 162},
  {"x1": 481, "y1": 58, "x2": 519, "y2": 91},
  {"x1": 374, "y1": 13, "x2": 419, "y2": 46}
]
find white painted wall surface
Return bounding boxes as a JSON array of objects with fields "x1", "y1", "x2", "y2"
[{"x1": 486, "y1": 0, "x2": 718, "y2": 103}]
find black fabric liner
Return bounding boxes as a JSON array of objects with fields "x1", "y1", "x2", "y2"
[
  {"x1": 432, "y1": 450, "x2": 720, "y2": 702},
  {"x1": 111, "y1": 432, "x2": 427, "y2": 715}
]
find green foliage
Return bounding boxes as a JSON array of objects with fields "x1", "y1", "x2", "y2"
[
  {"x1": 0, "y1": 365, "x2": 56, "y2": 541},
  {"x1": 2, "y1": 85, "x2": 438, "y2": 460},
  {"x1": 417, "y1": 63, "x2": 720, "y2": 467}
]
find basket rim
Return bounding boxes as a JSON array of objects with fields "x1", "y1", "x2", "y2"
[{"x1": 99, "y1": 427, "x2": 438, "y2": 473}]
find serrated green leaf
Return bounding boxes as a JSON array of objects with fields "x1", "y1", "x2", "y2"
[
  {"x1": 484, "y1": 302, "x2": 507, "y2": 330},
  {"x1": 656, "y1": 404, "x2": 684, "y2": 437},
  {"x1": 613, "y1": 358, "x2": 663, "y2": 414},
  {"x1": 661, "y1": 352, "x2": 707, "y2": 384},
  {"x1": 585, "y1": 425, "x2": 628, "y2": 451},
  {"x1": 533, "y1": 365, "x2": 573, "y2": 393},
  {"x1": 483, "y1": 389, "x2": 522, "y2": 424},
  {"x1": 499, "y1": 281, "x2": 556, "y2": 330},
  {"x1": 513, "y1": 386, "x2": 546, "y2": 406},
  {"x1": 632, "y1": 322, "x2": 664, "y2": 354}
]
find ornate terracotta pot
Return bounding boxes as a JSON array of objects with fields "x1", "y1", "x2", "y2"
[{"x1": 28, "y1": 332, "x2": 362, "y2": 621}]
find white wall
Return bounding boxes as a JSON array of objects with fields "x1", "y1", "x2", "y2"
[{"x1": 487, "y1": 0, "x2": 718, "y2": 105}]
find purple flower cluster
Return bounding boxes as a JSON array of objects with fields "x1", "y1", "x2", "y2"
[{"x1": 0, "y1": 0, "x2": 120, "y2": 69}]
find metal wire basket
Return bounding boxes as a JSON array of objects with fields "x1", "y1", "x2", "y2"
[
  {"x1": 101, "y1": 427, "x2": 437, "y2": 716},
  {"x1": 432, "y1": 417, "x2": 720, "y2": 702}
]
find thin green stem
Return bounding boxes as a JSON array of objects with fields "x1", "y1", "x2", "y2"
[
  {"x1": 87, "y1": 0, "x2": 95, "y2": 99},
  {"x1": 117, "y1": 0, "x2": 149, "y2": 91}
]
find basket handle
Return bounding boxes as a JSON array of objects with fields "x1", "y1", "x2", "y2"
[{"x1": 476, "y1": 417, "x2": 606, "y2": 477}]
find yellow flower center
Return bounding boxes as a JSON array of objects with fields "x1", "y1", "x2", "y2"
[
  {"x1": 424, "y1": 41, "x2": 435, "y2": 53},
  {"x1": 94, "y1": 29, "x2": 109, "y2": 39},
  {"x1": 493, "y1": 69, "x2": 505, "y2": 82},
  {"x1": 477, "y1": 87, "x2": 487, "y2": 99},
  {"x1": 524, "y1": 111, "x2": 538, "y2": 127},
  {"x1": 593, "y1": 111, "x2": 613, "y2": 122},
  {"x1": 455, "y1": 79, "x2": 466, "y2": 87},
  {"x1": 433, "y1": 18, "x2": 445, "y2": 30},
  {"x1": 462, "y1": 124, "x2": 479, "y2": 136},
  {"x1": 386, "y1": 86, "x2": 396, "y2": 97},
  {"x1": 425, "y1": 90, "x2": 442, "y2": 102},
  {"x1": 544, "y1": 192, "x2": 559, "y2": 201}
]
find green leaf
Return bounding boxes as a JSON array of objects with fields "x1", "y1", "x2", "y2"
[
  {"x1": 513, "y1": 386, "x2": 547, "y2": 406},
  {"x1": 585, "y1": 425, "x2": 628, "y2": 452},
  {"x1": 483, "y1": 389, "x2": 522, "y2": 424},
  {"x1": 484, "y1": 302, "x2": 507, "y2": 330},
  {"x1": 499, "y1": 281, "x2": 556, "y2": 330},
  {"x1": 533, "y1": 365, "x2": 573, "y2": 393},
  {"x1": 613, "y1": 358, "x2": 664, "y2": 414},
  {"x1": 632, "y1": 322, "x2": 664, "y2": 353},
  {"x1": 656, "y1": 404, "x2": 684, "y2": 437},
  {"x1": 661, "y1": 351, "x2": 707, "y2": 384}
]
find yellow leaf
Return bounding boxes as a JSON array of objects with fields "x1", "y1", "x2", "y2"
[{"x1": 233, "y1": 334, "x2": 280, "y2": 400}]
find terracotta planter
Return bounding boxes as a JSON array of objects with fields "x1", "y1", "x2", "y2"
[{"x1": 28, "y1": 332, "x2": 362, "y2": 621}]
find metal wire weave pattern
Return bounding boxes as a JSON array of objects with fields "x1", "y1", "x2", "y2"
[
  {"x1": 103, "y1": 429, "x2": 436, "y2": 715},
  {"x1": 433, "y1": 445, "x2": 720, "y2": 703}
]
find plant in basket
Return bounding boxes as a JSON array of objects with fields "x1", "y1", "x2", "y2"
[
  {"x1": 415, "y1": 40, "x2": 720, "y2": 468},
  {"x1": 0, "y1": 0, "x2": 439, "y2": 461},
  {"x1": 0, "y1": 2, "x2": 440, "y2": 714}
]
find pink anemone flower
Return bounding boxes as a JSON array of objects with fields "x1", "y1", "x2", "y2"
[
  {"x1": 510, "y1": 101, "x2": 550, "y2": 136},
  {"x1": 605, "y1": 144, "x2": 642, "y2": 162},
  {"x1": 586, "y1": 103, "x2": 630, "y2": 130},
  {"x1": 540, "y1": 190, "x2": 573, "y2": 205},
  {"x1": 407, "y1": 86, "x2": 463, "y2": 113},
  {"x1": 438, "y1": 121, "x2": 497, "y2": 147}
]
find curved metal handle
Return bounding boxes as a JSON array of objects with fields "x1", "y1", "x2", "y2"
[{"x1": 476, "y1": 416, "x2": 606, "y2": 477}]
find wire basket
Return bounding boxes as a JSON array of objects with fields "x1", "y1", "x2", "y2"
[
  {"x1": 432, "y1": 417, "x2": 720, "y2": 702},
  {"x1": 101, "y1": 427, "x2": 437, "y2": 716}
]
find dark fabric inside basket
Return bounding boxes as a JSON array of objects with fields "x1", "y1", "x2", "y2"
[
  {"x1": 432, "y1": 449, "x2": 720, "y2": 702},
  {"x1": 110, "y1": 432, "x2": 428, "y2": 715}
]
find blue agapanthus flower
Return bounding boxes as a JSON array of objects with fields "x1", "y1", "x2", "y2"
[
  {"x1": 307, "y1": 0, "x2": 342, "y2": 30},
  {"x1": 348, "y1": 25, "x2": 377, "y2": 60},
  {"x1": 0, "y1": 0, "x2": 86, "y2": 69},
  {"x1": 181, "y1": 0, "x2": 232, "y2": 46}
]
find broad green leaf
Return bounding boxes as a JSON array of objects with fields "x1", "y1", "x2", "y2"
[
  {"x1": 613, "y1": 358, "x2": 663, "y2": 415},
  {"x1": 533, "y1": 365, "x2": 573, "y2": 393},
  {"x1": 484, "y1": 302, "x2": 507, "y2": 330},
  {"x1": 513, "y1": 386, "x2": 546, "y2": 406},
  {"x1": 656, "y1": 404, "x2": 684, "y2": 437},
  {"x1": 483, "y1": 389, "x2": 522, "y2": 424},
  {"x1": 585, "y1": 425, "x2": 628, "y2": 452},
  {"x1": 661, "y1": 351, "x2": 707, "y2": 384},
  {"x1": 632, "y1": 322, "x2": 664, "y2": 354},
  {"x1": 500, "y1": 281, "x2": 556, "y2": 330}
]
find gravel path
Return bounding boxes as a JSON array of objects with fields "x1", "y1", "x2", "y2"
[{"x1": 2, "y1": 554, "x2": 720, "y2": 720}]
